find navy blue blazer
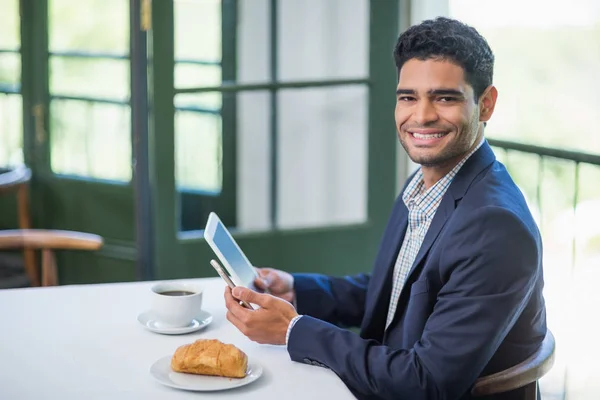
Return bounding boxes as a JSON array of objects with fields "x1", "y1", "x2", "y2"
[{"x1": 287, "y1": 141, "x2": 547, "y2": 400}]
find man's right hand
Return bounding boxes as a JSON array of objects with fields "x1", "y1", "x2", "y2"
[{"x1": 254, "y1": 267, "x2": 296, "y2": 305}]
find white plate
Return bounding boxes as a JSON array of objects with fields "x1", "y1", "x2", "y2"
[
  {"x1": 150, "y1": 355, "x2": 263, "y2": 391},
  {"x1": 137, "y1": 310, "x2": 213, "y2": 335}
]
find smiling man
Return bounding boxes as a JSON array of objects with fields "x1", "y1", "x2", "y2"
[{"x1": 224, "y1": 17, "x2": 547, "y2": 400}]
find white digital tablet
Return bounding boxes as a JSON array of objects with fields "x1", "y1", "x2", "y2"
[{"x1": 203, "y1": 212, "x2": 259, "y2": 289}]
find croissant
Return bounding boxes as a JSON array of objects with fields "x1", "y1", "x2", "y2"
[{"x1": 170, "y1": 339, "x2": 248, "y2": 378}]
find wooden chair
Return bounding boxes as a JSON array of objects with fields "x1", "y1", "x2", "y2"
[
  {"x1": 472, "y1": 330, "x2": 556, "y2": 399},
  {"x1": 0, "y1": 229, "x2": 103, "y2": 286},
  {"x1": 0, "y1": 166, "x2": 38, "y2": 286}
]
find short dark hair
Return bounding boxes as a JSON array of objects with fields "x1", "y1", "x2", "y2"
[{"x1": 393, "y1": 17, "x2": 494, "y2": 101}]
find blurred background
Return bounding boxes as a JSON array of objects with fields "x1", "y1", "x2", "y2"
[{"x1": 1, "y1": 0, "x2": 599, "y2": 398}]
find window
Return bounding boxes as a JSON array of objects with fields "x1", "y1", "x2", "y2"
[
  {"x1": 169, "y1": 0, "x2": 372, "y2": 232},
  {"x1": 174, "y1": 0, "x2": 223, "y2": 193},
  {"x1": 0, "y1": 0, "x2": 23, "y2": 168},
  {"x1": 173, "y1": 0, "x2": 226, "y2": 232},
  {"x1": 236, "y1": 0, "x2": 370, "y2": 231},
  {"x1": 49, "y1": 0, "x2": 131, "y2": 181}
]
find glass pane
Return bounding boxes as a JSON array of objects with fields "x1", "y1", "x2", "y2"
[
  {"x1": 0, "y1": 0, "x2": 20, "y2": 49},
  {"x1": 237, "y1": 0, "x2": 269, "y2": 84},
  {"x1": 175, "y1": 110, "x2": 222, "y2": 192},
  {"x1": 174, "y1": 0, "x2": 223, "y2": 210},
  {"x1": 237, "y1": 91, "x2": 271, "y2": 231},
  {"x1": 0, "y1": 54, "x2": 21, "y2": 87},
  {"x1": 50, "y1": 58, "x2": 129, "y2": 100},
  {"x1": 50, "y1": 100, "x2": 131, "y2": 181},
  {"x1": 277, "y1": 85, "x2": 368, "y2": 229},
  {"x1": 0, "y1": 0, "x2": 22, "y2": 168},
  {"x1": 278, "y1": 0, "x2": 369, "y2": 81},
  {"x1": 236, "y1": 86, "x2": 369, "y2": 231},
  {"x1": 174, "y1": 65, "x2": 221, "y2": 107},
  {"x1": 174, "y1": 0, "x2": 222, "y2": 62},
  {"x1": 0, "y1": 94, "x2": 23, "y2": 167},
  {"x1": 48, "y1": 0, "x2": 130, "y2": 181},
  {"x1": 49, "y1": 0, "x2": 129, "y2": 53}
]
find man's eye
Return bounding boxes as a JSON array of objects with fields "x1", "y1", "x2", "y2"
[
  {"x1": 438, "y1": 97, "x2": 458, "y2": 102},
  {"x1": 398, "y1": 96, "x2": 415, "y2": 102}
]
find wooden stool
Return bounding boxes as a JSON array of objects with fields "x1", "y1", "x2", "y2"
[{"x1": 0, "y1": 166, "x2": 38, "y2": 286}]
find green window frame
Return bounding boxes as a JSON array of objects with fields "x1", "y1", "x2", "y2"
[{"x1": 148, "y1": 0, "x2": 401, "y2": 279}]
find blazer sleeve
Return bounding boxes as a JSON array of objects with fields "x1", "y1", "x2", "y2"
[
  {"x1": 287, "y1": 206, "x2": 542, "y2": 400},
  {"x1": 292, "y1": 272, "x2": 370, "y2": 328}
]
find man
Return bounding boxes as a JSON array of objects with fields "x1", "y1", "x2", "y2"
[{"x1": 224, "y1": 17, "x2": 547, "y2": 400}]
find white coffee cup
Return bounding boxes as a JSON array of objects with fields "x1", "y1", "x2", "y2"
[{"x1": 150, "y1": 282, "x2": 203, "y2": 328}]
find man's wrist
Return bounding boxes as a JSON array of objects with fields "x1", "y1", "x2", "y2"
[
  {"x1": 289, "y1": 274, "x2": 296, "y2": 308},
  {"x1": 286, "y1": 315, "x2": 303, "y2": 346}
]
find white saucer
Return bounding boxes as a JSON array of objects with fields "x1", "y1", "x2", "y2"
[
  {"x1": 137, "y1": 310, "x2": 213, "y2": 335},
  {"x1": 150, "y1": 355, "x2": 263, "y2": 391}
]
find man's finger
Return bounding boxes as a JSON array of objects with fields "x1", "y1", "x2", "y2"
[
  {"x1": 256, "y1": 269, "x2": 273, "y2": 284},
  {"x1": 226, "y1": 287, "x2": 257, "y2": 322},
  {"x1": 256, "y1": 268, "x2": 269, "y2": 277},
  {"x1": 226, "y1": 310, "x2": 249, "y2": 336},
  {"x1": 254, "y1": 276, "x2": 268, "y2": 290},
  {"x1": 261, "y1": 270, "x2": 276, "y2": 286},
  {"x1": 232, "y1": 286, "x2": 272, "y2": 308},
  {"x1": 224, "y1": 286, "x2": 245, "y2": 310}
]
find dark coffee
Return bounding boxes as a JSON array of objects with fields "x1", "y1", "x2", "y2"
[{"x1": 159, "y1": 290, "x2": 195, "y2": 296}]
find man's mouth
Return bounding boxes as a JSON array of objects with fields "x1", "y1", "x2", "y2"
[{"x1": 411, "y1": 132, "x2": 448, "y2": 140}]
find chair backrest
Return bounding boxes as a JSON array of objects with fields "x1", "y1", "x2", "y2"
[
  {"x1": 0, "y1": 166, "x2": 31, "y2": 192},
  {"x1": 472, "y1": 330, "x2": 555, "y2": 399},
  {"x1": 0, "y1": 229, "x2": 104, "y2": 286},
  {"x1": 0, "y1": 229, "x2": 103, "y2": 251},
  {"x1": 0, "y1": 166, "x2": 38, "y2": 286}
]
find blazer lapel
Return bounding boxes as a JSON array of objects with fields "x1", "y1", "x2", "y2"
[
  {"x1": 361, "y1": 200, "x2": 408, "y2": 337},
  {"x1": 405, "y1": 194, "x2": 453, "y2": 280},
  {"x1": 406, "y1": 141, "x2": 498, "y2": 283}
]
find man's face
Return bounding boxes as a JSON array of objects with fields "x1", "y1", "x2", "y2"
[{"x1": 395, "y1": 59, "x2": 490, "y2": 168}]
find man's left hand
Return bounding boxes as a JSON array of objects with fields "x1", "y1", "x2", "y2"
[{"x1": 224, "y1": 286, "x2": 299, "y2": 345}]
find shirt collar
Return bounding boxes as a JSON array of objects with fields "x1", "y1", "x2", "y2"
[{"x1": 402, "y1": 139, "x2": 485, "y2": 213}]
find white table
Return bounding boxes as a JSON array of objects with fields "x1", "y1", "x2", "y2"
[{"x1": 0, "y1": 278, "x2": 354, "y2": 399}]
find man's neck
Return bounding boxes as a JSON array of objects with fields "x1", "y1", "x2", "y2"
[
  {"x1": 421, "y1": 161, "x2": 460, "y2": 190},
  {"x1": 420, "y1": 135, "x2": 483, "y2": 190}
]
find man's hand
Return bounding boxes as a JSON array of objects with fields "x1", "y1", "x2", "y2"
[
  {"x1": 253, "y1": 267, "x2": 296, "y2": 304},
  {"x1": 224, "y1": 286, "x2": 298, "y2": 345}
]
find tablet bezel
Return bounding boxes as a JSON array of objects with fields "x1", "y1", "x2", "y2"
[{"x1": 203, "y1": 212, "x2": 259, "y2": 288}]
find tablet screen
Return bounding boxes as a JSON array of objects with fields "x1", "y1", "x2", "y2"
[{"x1": 213, "y1": 223, "x2": 256, "y2": 286}]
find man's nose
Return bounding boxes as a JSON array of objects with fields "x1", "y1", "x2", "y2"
[{"x1": 413, "y1": 100, "x2": 439, "y2": 125}]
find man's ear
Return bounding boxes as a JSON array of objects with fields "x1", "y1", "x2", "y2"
[{"x1": 479, "y1": 85, "x2": 498, "y2": 123}]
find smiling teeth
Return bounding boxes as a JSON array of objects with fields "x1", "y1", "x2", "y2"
[{"x1": 413, "y1": 132, "x2": 446, "y2": 139}]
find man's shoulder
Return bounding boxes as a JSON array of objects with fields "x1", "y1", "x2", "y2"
[
  {"x1": 448, "y1": 161, "x2": 541, "y2": 245},
  {"x1": 462, "y1": 160, "x2": 531, "y2": 213}
]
